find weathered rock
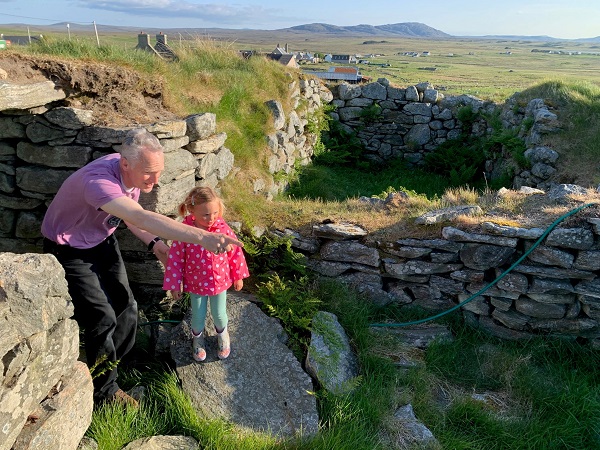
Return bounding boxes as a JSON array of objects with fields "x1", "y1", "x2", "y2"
[
  {"x1": 185, "y1": 132, "x2": 227, "y2": 155},
  {"x1": 170, "y1": 292, "x2": 318, "y2": 438},
  {"x1": 122, "y1": 435, "x2": 199, "y2": 450},
  {"x1": 496, "y1": 271, "x2": 529, "y2": 293},
  {"x1": 415, "y1": 205, "x2": 483, "y2": 225},
  {"x1": 11, "y1": 362, "x2": 93, "y2": 450},
  {"x1": 273, "y1": 228, "x2": 320, "y2": 253},
  {"x1": 312, "y1": 221, "x2": 367, "y2": 240},
  {"x1": 16, "y1": 142, "x2": 92, "y2": 168},
  {"x1": 546, "y1": 228, "x2": 594, "y2": 250},
  {"x1": 396, "y1": 238, "x2": 462, "y2": 253},
  {"x1": 443, "y1": 227, "x2": 518, "y2": 247},
  {"x1": 145, "y1": 120, "x2": 188, "y2": 139},
  {"x1": 492, "y1": 308, "x2": 530, "y2": 331},
  {"x1": 526, "y1": 244, "x2": 575, "y2": 268},
  {"x1": 481, "y1": 222, "x2": 544, "y2": 239},
  {"x1": 547, "y1": 184, "x2": 588, "y2": 200},
  {"x1": 185, "y1": 113, "x2": 216, "y2": 140},
  {"x1": 0, "y1": 253, "x2": 87, "y2": 450},
  {"x1": 379, "y1": 404, "x2": 438, "y2": 449},
  {"x1": 459, "y1": 244, "x2": 515, "y2": 271},
  {"x1": 320, "y1": 240, "x2": 380, "y2": 267},
  {"x1": 0, "y1": 81, "x2": 66, "y2": 111},
  {"x1": 139, "y1": 173, "x2": 195, "y2": 216},
  {"x1": 515, "y1": 298, "x2": 566, "y2": 319},
  {"x1": 527, "y1": 278, "x2": 574, "y2": 295},
  {"x1": 574, "y1": 251, "x2": 600, "y2": 271},
  {"x1": 370, "y1": 323, "x2": 453, "y2": 349},
  {"x1": 44, "y1": 107, "x2": 94, "y2": 130},
  {"x1": 384, "y1": 260, "x2": 463, "y2": 278},
  {"x1": 306, "y1": 311, "x2": 359, "y2": 394},
  {"x1": 459, "y1": 295, "x2": 491, "y2": 315},
  {"x1": 16, "y1": 166, "x2": 76, "y2": 194},
  {"x1": 514, "y1": 264, "x2": 594, "y2": 280}
]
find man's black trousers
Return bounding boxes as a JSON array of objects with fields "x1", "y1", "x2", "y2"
[{"x1": 44, "y1": 234, "x2": 137, "y2": 403}]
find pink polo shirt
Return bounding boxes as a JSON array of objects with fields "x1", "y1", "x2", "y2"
[
  {"x1": 41, "y1": 154, "x2": 139, "y2": 249},
  {"x1": 162, "y1": 216, "x2": 249, "y2": 296}
]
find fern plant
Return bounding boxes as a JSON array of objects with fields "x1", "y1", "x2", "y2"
[
  {"x1": 241, "y1": 232, "x2": 307, "y2": 281},
  {"x1": 258, "y1": 273, "x2": 321, "y2": 356}
]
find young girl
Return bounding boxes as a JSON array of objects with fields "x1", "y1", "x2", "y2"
[{"x1": 162, "y1": 187, "x2": 249, "y2": 361}]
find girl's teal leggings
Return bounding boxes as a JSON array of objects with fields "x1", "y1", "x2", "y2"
[{"x1": 190, "y1": 291, "x2": 228, "y2": 333}]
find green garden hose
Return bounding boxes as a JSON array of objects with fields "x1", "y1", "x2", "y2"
[
  {"x1": 139, "y1": 319, "x2": 181, "y2": 327},
  {"x1": 370, "y1": 202, "x2": 597, "y2": 328}
]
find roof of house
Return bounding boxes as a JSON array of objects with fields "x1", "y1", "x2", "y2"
[
  {"x1": 278, "y1": 54, "x2": 298, "y2": 67},
  {"x1": 303, "y1": 70, "x2": 361, "y2": 81},
  {"x1": 1, "y1": 35, "x2": 42, "y2": 45},
  {"x1": 331, "y1": 67, "x2": 359, "y2": 74}
]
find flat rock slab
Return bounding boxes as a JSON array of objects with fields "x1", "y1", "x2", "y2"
[{"x1": 170, "y1": 291, "x2": 318, "y2": 438}]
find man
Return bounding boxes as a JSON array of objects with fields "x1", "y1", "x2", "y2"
[{"x1": 42, "y1": 128, "x2": 241, "y2": 406}]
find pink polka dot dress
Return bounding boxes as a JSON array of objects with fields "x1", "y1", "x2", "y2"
[{"x1": 162, "y1": 216, "x2": 249, "y2": 296}]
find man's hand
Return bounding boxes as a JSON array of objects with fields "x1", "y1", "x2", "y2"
[
  {"x1": 153, "y1": 240, "x2": 170, "y2": 266},
  {"x1": 202, "y1": 233, "x2": 243, "y2": 255}
]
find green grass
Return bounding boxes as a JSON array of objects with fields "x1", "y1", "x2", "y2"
[
  {"x1": 405, "y1": 325, "x2": 600, "y2": 450},
  {"x1": 286, "y1": 158, "x2": 449, "y2": 201}
]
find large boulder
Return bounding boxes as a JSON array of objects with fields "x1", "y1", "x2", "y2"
[{"x1": 170, "y1": 292, "x2": 318, "y2": 438}]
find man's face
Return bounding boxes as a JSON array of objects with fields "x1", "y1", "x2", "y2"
[{"x1": 121, "y1": 149, "x2": 164, "y2": 193}]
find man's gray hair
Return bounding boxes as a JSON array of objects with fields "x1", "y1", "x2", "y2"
[{"x1": 119, "y1": 128, "x2": 163, "y2": 163}]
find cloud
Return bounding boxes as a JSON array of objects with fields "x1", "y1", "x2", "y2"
[{"x1": 76, "y1": 0, "x2": 286, "y2": 25}]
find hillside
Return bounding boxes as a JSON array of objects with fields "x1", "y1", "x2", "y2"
[{"x1": 283, "y1": 22, "x2": 451, "y2": 38}]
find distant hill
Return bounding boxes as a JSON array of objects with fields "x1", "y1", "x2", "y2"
[
  {"x1": 282, "y1": 22, "x2": 451, "y2": 38},
  {"x1": 4, "y1": 21, "x2": 600, "y2": 43},
  {"x1": 474, "y1": 35, "x2": 561, "y2": 42},
  {"x1": 463, "y1": 34, "x2": 600, "y2": 43}
]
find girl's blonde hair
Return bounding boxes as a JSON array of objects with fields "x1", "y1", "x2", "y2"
[{"x1": 177, "y1": 186, "x2": 224, "y2": 218}]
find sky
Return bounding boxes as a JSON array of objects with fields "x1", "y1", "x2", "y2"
[{"x1": 0, "y1": 0, "x2": 599, "y2": 40}]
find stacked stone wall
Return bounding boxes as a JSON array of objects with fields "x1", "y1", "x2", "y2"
[
  {"x1": 0, "y1": 74, "x2": 326, "y2": 302},
  {"x1": 281, "y1": 217, "x2": 600, "y2": 343},
  {"x1": 329, "y1": 79, "x2": 561, "y2": 189}
]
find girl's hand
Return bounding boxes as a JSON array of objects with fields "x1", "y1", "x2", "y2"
[
  {"x1": 170, "y1": 289, "x2": 182, "y2": 301},
  {"x1": 233, "y1": 280, "x2": 243, "y2": 291}
]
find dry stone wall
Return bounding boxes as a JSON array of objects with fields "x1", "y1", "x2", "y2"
[
  {"x1": 0, "y1": 75, "x2": 326, "y2": 302},
  {"x1": 279, "y1": 216, "x2": 600, "y2": 343},
  {"x1": 329, "y1": 79, "x2": 561, "y2": 189},
  {"x1": 1, "y1": 72, "x2": 589, "y2": 348}
]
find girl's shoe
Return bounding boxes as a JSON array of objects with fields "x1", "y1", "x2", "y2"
[
  {"x1": 192, "y1": 330, "x2": 206, "y2": 362},
  {"x1": 217, "y1": 327, "x2": 230, "y2": 359}
]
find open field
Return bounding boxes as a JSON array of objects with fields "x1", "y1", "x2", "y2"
[
  {"x1": 3, "y1": 24, "x2": 600, "y2": 102},
  {"x1": 0, "y1": 23, "x2": 600, "y2": 101}
]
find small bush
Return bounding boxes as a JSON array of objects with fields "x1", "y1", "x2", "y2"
[
  {"x1": 424, "y1": 137, "x2": 487, "y2": 186},
  {"x1": 316, "y1": 121, "x2": 370, "y2": 169}
]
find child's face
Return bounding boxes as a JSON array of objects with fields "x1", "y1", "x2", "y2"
[{"x1": 192, "y1": 200, "x2": 221, "y2": 229}]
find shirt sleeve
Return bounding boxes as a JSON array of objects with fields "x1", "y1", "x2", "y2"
[{"x1": 163, "y1": 240, "x2": 186, "y2": 291}]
